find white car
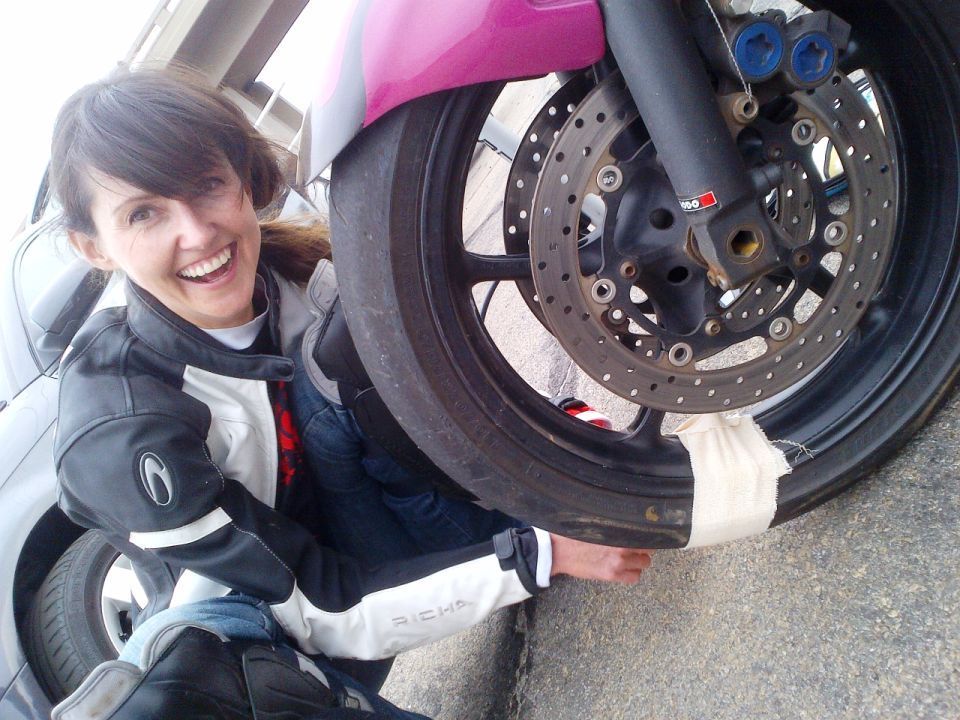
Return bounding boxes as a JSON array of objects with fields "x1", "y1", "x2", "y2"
[{"x1": 0, "y1": 181, "x2": 140, "y2": 717}]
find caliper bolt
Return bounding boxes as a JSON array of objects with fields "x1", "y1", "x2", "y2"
[
  {"x1": 609, "y1": 308, "x2": 627, "y2": 324},
  {"x1": 769, "y1": 317, "x2": 794, "y2": 341},
  {"x1": 668, "y1": 343, "x2": 694, "y2": 367},
  {"x1": 591, "y1": 279, "x2": 617, "y2": 304},
  {"x1": 704, "y1": 319, "x2": 722, "y2": 336},
  {"x1": 619, "y1": 260, "x2": 638, "y2": 279},
  {"x1": 824, "y1": 220, "x2": 848, "y2": 246},
  {"x1": 597, "y1": 165, "x2": 623, "y2": 193},
  {"x1": 791, "y1": 119, "x2": 818, "y2": 147}
]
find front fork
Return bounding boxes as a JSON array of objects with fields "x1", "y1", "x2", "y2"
[{"x1": 597, "y1": 0, "x2": 844, "y2": 290}]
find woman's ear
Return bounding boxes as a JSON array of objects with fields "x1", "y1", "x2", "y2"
[{"x1": 68, "y1": 230, "x2": 117, "y2": 271}]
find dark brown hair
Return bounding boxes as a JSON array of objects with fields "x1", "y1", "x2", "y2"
[{"x1": 49, "y1": 64, "x2": 329, "y2": 284}]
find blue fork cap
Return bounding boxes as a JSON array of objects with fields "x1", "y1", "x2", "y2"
[
  {"x1": 734, "y1": 21, "x2": 785, "y2": 81},
  {"x1": 791, "y1": 32, "x2": 837, "y2": 85}
]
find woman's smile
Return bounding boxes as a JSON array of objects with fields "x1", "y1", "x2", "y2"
[
  {"x1": 177, "y1": 241, "x2": 238, "y2": 283},
  {"x1": 71, "y1": 165, "x2": 262, "y2": 329}
]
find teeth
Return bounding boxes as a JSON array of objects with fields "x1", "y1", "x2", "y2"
[{"x1": 179, "y1": 246, "x2": 231, "y2": 279}]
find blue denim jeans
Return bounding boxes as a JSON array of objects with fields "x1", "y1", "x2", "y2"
[
  {"x1": 288, "y1": 354, "x2": 520, "y2": 565},
  {"x1": 120, "y1": 594, "x2": 430, "y2": 719}
]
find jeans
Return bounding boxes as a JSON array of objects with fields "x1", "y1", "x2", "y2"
[
  {"x1": 288, "y1": 353, "x2": 520, "y2": 565},
  {"x1": 287, "y1": 355, "x2": 521, "y2": 696},
  {"x1": 119, "y1": 594, "x2": 431, "y2": 720}
]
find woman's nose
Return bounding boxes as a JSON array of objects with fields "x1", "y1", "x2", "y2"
[{"x1": 171, "y1": 199, "x2": 217, "y2": 248}]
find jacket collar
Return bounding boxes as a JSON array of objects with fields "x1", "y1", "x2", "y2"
[{"x1": 124, "y1": 263, "x2": 295, "y2": 381}]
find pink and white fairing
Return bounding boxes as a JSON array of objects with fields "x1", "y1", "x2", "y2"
[{"x1": 298, "y1": 0, "x2": 605, "y2": 184}]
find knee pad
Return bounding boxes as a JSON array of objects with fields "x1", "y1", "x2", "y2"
[{"x1": 51, "y1": 625, "x2": 380, "y2": 719}]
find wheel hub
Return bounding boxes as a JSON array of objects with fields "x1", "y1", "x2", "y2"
[{"x1": 528, "y1": 72, "x2": 896, "y2": 413}]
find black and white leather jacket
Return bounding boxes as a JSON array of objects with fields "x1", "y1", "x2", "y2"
[{"x1": 54, "y1": 264, "x2": 549, "y2": 660}]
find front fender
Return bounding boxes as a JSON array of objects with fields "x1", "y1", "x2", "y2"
[{"x1": 297, "y1": 0, "x2": 605, "y2": 184}]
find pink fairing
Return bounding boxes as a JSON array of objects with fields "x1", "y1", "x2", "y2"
[
  {"x1": 298, "y1": 0, "x2": 604, "y2": 183},
  {"x1": 361, "y1": 0, "x2": 605, "y2": 126}
]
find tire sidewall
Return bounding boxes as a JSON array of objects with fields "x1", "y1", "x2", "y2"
[{"x1": 26, "y1": 531, "x2": 121, "y2": 700}]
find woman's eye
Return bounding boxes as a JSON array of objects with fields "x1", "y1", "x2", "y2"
[
  {"x1": 128, "y1": 207, "x2": 152, "y2": 224},
  {"x1": 201, "y1": 176, "x2": 225, "y2": 193}
]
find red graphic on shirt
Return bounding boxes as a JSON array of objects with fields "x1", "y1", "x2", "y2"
[{"x1": 273, "y1": 381, "x2": 305, "y2": 486}]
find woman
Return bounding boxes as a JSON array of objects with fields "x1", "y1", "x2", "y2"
[{"x1": 49, "y1": 66, "x2": 652, "y2": 719}]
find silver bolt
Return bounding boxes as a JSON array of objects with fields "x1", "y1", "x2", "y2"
[
  {"x1": 731, "y1": 93, "x2": 759, "y2": 124},
  {"x1": 769, "y1": 317, "x2": 794, "y2": 341},
  {"x1": 597, "y1": 165, "x2": 623, "y2": 193},
  {"x1": 704, "y1": 319, "x2": 722, "y2": 336},
  {"x1": 824, "y1": 220, "x2": 848, "y2": 247},
  {"x1": 610, "y1": 308, "x2": 626, "y2": 323},
  {"x1": 668, "y1": 343, "x2": 694, "y2": 367},
  {"x1": 791, "y1": 119, "x2": 817, "y2": 147},
  {"x1": 591, "y1": 279, "x2": 616, "y2": 304}
]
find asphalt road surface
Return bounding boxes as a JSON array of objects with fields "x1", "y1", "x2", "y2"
[{"x1": 382, "y1": 391, "x2": 959, "y2": 719}]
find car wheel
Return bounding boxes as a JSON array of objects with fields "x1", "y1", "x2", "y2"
[{"x1": 24, "y1": 530, "x2": 136, "y2": 701}]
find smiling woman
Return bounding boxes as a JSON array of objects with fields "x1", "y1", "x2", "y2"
[
  {"x1": 44, "y1": 65, "x2": 650, "y2": 719},
  {"x1": 49, "y1": 65, "x2": 328, "y2": 330}
]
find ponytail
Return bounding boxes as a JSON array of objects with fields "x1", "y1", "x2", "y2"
[{"x1": 258, "y1": 217, "x2": 332, "y2": 286}]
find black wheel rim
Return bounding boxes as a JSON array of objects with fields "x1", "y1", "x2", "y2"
[{"x1": 412, "y1": 0, "x2": 960, "y2": 510}]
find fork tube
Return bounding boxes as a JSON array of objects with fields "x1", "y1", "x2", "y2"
[{"x1": 597, "y1": 0, "x2": 781, "y2": 288}]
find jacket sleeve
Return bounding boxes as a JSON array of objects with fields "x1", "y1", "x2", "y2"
[{"x1": 56, "y1": 411, "x2": 549, "y2": 660}]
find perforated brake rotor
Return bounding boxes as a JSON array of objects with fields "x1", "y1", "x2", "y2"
[
  {"x1": 502, "y1": 73, "x2": 595, "y2": 322},
  {"x1": 529, "y1": 72, "x2": 897, "y2": 413}
]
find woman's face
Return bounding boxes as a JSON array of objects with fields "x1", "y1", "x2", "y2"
[{"x1": 71, "y1": 163, "x2": 262, "y2": 329}]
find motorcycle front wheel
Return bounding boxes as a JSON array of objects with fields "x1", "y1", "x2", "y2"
[{"x1": 331, "y1": 0, "x2": 960, "y2": 547}]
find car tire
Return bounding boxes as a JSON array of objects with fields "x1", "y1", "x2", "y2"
[{"x1": 24, "y1": 530, "x2": 124, "y2": 702}]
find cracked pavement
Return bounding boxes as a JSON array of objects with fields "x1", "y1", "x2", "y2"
[{"x1": 382, "y1": 391, "x2": 960, "y2": 719}]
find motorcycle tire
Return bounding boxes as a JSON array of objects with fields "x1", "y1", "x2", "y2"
[{"x1": 330, "y1": 0, "x2": 960, "y2": 547}]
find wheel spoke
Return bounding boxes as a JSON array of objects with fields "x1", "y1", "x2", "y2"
[
  {"x1": 808, "y1": 266, "x2": 835, "y2": 298},
  {"x1": 456, "y1": 250, "x2": 533, "y2": 285},
  {"x1": 617, "y1": 407, "x2": 668, "y2": 451},
  {"x1": 101, "y1": 564, "x2": 136, "y2": 606}
]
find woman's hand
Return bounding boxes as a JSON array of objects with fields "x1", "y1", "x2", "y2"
[{"x1": 549, "y1": 534, "x2": 653, "y2": 584}]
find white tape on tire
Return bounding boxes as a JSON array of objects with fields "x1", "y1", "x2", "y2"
[{"x1": 673, "y1": 413, "x2": 791, "y2": 549}]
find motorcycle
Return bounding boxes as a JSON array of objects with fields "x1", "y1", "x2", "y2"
[{"x1": 296, "y1": 0, "x2": 960, "y2": 548}]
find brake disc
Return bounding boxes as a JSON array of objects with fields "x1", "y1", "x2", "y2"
[
  {"x1": 529, "y1": 72, "x2": 897, "y2": 413},
  {"x1": 502, "y1": 72, "x2": 595, "y2": 322}
]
